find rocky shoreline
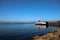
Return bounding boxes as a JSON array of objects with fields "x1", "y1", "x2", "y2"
[{"x1": 29, "y1": 28, "x2": 60, "y2": 40}]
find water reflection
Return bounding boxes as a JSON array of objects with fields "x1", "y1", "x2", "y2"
[{"x1": 36, "y1": 25, "x2": 48, "y2": 29}]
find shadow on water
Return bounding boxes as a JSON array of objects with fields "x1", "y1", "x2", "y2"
[
  {"x1": 35, "y1": 22, "x2": 49, "y2": 29},
  {"x1": 36, "y1": 25, "x2": 47, "y2": 29}
]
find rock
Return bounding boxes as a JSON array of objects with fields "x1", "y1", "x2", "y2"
[{"x1": 29, "y1": 28, "x2": 60, "y2": 40}]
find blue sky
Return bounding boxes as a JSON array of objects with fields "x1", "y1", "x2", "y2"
[{"x1": 0, "y1": 0, "x2": 60, "y2": 22}]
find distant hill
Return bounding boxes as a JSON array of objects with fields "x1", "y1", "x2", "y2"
[{"x1": 0, "y1": 22, "x2": 35, "y2": 24}]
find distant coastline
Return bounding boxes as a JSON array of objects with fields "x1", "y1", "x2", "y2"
[{"x1": 48, "y1": 20, "x2": 60, "y2": 26}]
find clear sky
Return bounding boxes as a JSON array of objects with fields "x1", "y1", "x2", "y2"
[{"x1": 0, "y1": 0, "x2": 60, "y2": 22}]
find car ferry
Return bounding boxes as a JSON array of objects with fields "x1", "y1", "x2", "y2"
[{"x1": 35, "y1": 20, "x2": 46, "y2": 25}]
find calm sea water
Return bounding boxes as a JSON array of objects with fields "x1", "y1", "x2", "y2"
[{"x1": 0, "y1": 23, "x2": 59, "y2": 40}]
